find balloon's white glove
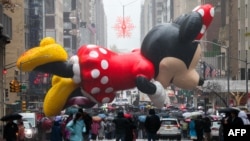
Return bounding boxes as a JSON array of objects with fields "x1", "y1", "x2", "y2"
[{"x1": 148, "y1": 81, "x2": 166, "y2": 108}]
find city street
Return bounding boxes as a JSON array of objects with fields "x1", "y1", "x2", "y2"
[
  {"x1": 100, "y1": 139, "x2": 191, "y2": 141},
  {"x1": 0, "y1": 132, "x2": 192, "y2": 141}
]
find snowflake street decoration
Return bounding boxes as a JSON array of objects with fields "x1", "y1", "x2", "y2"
[{"x1": 113, "y1": 16, "x2": 135, "y2": 38}]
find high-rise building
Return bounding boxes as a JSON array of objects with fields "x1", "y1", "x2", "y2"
[{"x1": 0, "y1": 0, "x2": 107, "y2": 116}]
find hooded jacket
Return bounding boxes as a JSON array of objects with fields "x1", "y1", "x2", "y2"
[
  {"x1": 144, "y1": 109, "x2": 161, "y2": 133},
  {"x1": 113, "y1": 111, "x2": 130, "y2": 134}
]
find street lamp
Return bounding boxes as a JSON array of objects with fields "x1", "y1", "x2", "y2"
[
  {"x1": 114, "y1": 0, "x2": 138, "y2": 38},
  {"x1": 230, "y1": 50, "x2": 249, "y2": 95}
]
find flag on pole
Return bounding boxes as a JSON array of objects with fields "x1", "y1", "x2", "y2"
[
  {"x1": 210, "y1": 67, "x2": 217, "y2": 78},
  {"x1": 204, "y1": 64, "x2": 211, "y2": 78},
  {"x1": 87, "y1": 23, "x2": 96, "y2": 34}
]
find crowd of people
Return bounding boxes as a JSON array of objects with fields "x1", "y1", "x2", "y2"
[
  {"x1": 2, "y1": 106, "x2": 249, "y2": 141},
  {"x1": 34, "y1": 108, "x2": 160, "y2": 141},
  {"x1": 185, "y1": 108, "x2": 250, "y2": 141}
]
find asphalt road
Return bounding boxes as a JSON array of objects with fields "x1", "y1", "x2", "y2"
[
  {"x1": 0, "y1": 135, "x2": 191, "y2": 141},
  {"x1": 101, "y1": 139, "x2": 191, "y2": 141}
]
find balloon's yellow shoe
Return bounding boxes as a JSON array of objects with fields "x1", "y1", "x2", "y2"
[
  {"x1": 16, "y1": 37, "x2": 68, "y2": 71},
  {"x1": 44, "y1": 75, "x2": 79, "y2": 117}
]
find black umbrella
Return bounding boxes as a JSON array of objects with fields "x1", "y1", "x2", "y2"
[
  {"x1": 1, "y1": 113, "x2": 22, "y2": 121},
  {"x1": 218, "y1": 107, "x2": 240, "y2": 114}
]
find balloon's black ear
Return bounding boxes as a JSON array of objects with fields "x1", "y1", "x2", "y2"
[{"x1": 174, "y1": 12, "x2": 202, "y2": 43}]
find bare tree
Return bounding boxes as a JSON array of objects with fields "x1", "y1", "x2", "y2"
[
  {"x1": 202, "y1": 81, "x2": 228, "y2": 107},
  {"x1": 203, "y1": 80, "x2": 248, "y2": 106},
  {"x1": 230, "y1": 91, "x2": 246, "y2": 106}
]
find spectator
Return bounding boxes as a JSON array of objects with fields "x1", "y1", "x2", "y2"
[
  {"x1": 144, "y1": 109, "x2": 161, "y2": 141},
  {"x1": 189, "y1": 118, "x2": 197, "y2": 141},
  {"x1": 203, "y1": 117, "x2": 211, "y2": 141},
  {"x1": 124, "y1": 113, "x2": 137, "y2": 141},
  {"x1": 41, "y1": 117, "x2": 53, "y2": 140},
  {"x1": 61, "y1": 114, "x2": 73, "y2": 141},
  {"x1": 98, "y1": 119, "x2": 105, "y2": 140},
  {"x1": 3, "y1": 119, "x2": 19, "y2": 141},
  {"x1": 226, "y1": 110, "x2": 244, "y2": 128},
  {"x1": 219, "y1": 112, "x2": 230, "y2": 141},
  {"x1": 91, "y1": 120, "x2": 100, "y2": 141},
  {"x1": 17, "y1": 121, "x2": 25, "y2": 141},
  {"x1": 79, "y1": 108, "x2": 92, "y2": 141},
  {"x1": 137, "y1": 116, "x2": 146, "y2": 139},
  {"x1": 195, "y1": 115, "x2": 204, "y2": 141},
  {"x1": 113, "y1": 111, "x2": 130, "y2": 141},
  {"x1": 66, "y1": 112, "x2": 86, "y2": 141},
  {"x1": 181, "y1": 120, "x2": 188, "y2": 139},
  {"x1": 238, "y1": 110, "x2": 250, "y2": 125},
  {"x1": 105, "y1": 119, "x2": 115, "y2": 139},
  {"x1": 50, "y1": 120, "x2": 63, "y2": 141}
]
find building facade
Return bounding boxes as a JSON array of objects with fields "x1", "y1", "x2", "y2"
[
  {"x1": 0, "y1": 0, "x2": 107, "y2": 118},
  {"x1": 140, "y1": 0, "x2": 250, "y2": 107}
]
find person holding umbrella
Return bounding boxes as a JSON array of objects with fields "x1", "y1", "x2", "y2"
[
  {"x1": 66, "y1": 112, "x2": 86, "y2": 141},
  {"x1": 225, "y1": 109, "x2": 244, "y2": 128},
  {"x1": 3, "y1": 119, "x2": 19, "y2": 141}
]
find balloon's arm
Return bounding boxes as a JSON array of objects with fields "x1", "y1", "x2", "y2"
[
  {"x1": 136, "y1": 76, "x2": 166, "y2": 108},
  {"x1": 147, "y1": 81, "x2": 166, "y2": 108},
  {"x1": 136, "y1": 76, "x2": 156, "y2": 94}
]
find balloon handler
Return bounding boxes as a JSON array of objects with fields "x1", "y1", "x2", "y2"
[{"x1": 16, "y1": 4, "x2": 214, "y2": 116}]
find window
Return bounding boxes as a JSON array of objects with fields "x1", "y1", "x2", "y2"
[
  {"x1": 45, "y1": 16, "x2": 55, "y2": 28},
  {"x1": 162, "y1": 120, "x2": 177, "y2": 125},
  {"x1": 45, "y1": 0, "x2": 55, "y2": 14},
  {"x1": 122, "y1": 99, "x2": 128, "y2": 102}
]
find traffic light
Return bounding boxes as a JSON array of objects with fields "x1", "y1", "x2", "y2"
[
  {"x1": 5, "y1": 89, "x2": 8, "y2": 97},
  {"x1": 14, "y1": 82, "x2": 21, "y2": 92},
  {"x1": 22, "y1": 101, "x2": 26, "y2": 111},
  {"x1": 9, "y1": 79, "x2": 21, "y2": 92},
  {"x1": 9, "y1": 80, "x2": 16, "y2": 92}
]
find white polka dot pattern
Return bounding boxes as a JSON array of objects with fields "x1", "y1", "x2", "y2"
[
  {"x1": 100, "y1": 76, "x2": 108, "y2": 84},
  {"x1": 77, "y1": 45, "x2": 155, "y2": 104},
  {"x1": 192, "y1": 4, "x2": 214, "y2": 40},
  {"x1": 91, "y1": 87, "x2": 100, "y2": 94},
  {"x1": 79, "y1": 46, "x2": 115, "y2": 103},
  {"x1": 89, "y1": 51, "x2": 99, "y2": 58},
  {"x1": 99, "y1": 48, "x2": 107, "y2": 54},
  {"x1": 102, "y1": 97, "x2": 110, "y2": 103},
  {"x1": 210, "y1": 8, "x2": 215, "y2": 17},
  {"x1": 197, "y1": 9, "x2": 204, "y2": 16},
  {"x1": 101, "y1": 60, "x2": 109, "y2": 70},
  {"x1": 105, "y1": 87, "x2": 113, "y2": 93},
  {"x1": 91, "y1": 69, "x2": 100, "y2": 79},
  {"x1": 87, "y1": 44, "x2": 98, "y2": 48}
]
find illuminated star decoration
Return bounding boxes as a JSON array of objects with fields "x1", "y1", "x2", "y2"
[{"x1": 113, "y1": 16, "x2": 135, "y2": 38}]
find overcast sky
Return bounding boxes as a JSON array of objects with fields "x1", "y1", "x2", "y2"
[{"x1": 103, "y1": 0, "x2": 142, "y2": 52}]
